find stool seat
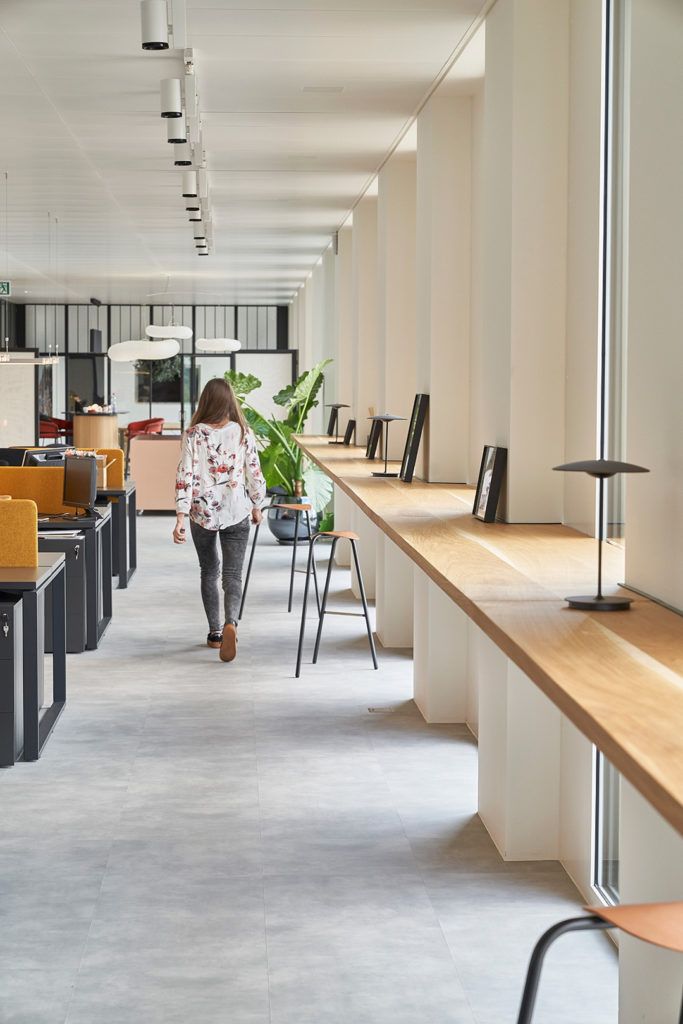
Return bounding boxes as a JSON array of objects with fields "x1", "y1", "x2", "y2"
[
  {"x1": 278, "y1": 502, "x2": 312, "y2": 512},
  {"x1": 586, "y1": 901, "x2": 683, "y2": 953},
  {"x1": 320, "y1": 530, "x2": 359, "y2": 540}
]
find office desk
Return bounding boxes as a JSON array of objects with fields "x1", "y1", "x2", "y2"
[
  {"x1": 0, "y1": 553, "x2": 66, "y2": 761},
  {"x1": 37, "y1": 506, "x2": 112, "y2": 649},
  {"x1": 97, "y1": 481, "x2": 137, "y2": 589}
]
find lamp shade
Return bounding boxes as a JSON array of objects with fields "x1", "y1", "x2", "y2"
[
  {"x1": 189, "y1": 211, "x2": 201, "y2": 222},
  {"x1": 196, "y1": 338, "x2": 241, "y2": 353},
  {"x1": 146, "y1": 324, "x2": 193, "y2": 340},
  {"x1": 108, "y1": 338, "x2": 180, "y2": 362},
  {"x1": 182, "y1": 170, "x2": 198, "y2": 197},
  {"x1": 174, "y1": 143, "x2": 192, "y2": 166},
  {"x1": 160, "y1": 78, "x2": 182, "y2": 118},
  {"x1": 553, "y1": 459, "x2": 649, "y2": 478},
  {"x1": 141, "y1": 0, "x2": 168, "y2": 50},
  {"x1": 369, "y1": 413, "x2": 406, "y2": 423},
  {"x1": 166, "y1": 119, "x2": 187, "y2": 144}
]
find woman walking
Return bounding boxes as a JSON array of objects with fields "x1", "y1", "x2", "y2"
[{"x1": 173, "y1": 378, "x2": 266, "y2": 662}]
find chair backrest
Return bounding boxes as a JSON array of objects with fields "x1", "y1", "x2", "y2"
[{"x1": 144, "y1": 418, "x2": 165, "y2": 434}]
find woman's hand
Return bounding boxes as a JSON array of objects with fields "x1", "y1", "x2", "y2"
[
  {"x1": 173, "y1": 514, "x2": 186, "y2": 544},
  {"x1": 251, "y1": 507, "x2": 263, "y2": 526}
]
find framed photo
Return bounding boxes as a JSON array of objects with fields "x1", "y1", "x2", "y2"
[
  {"x1": 343, "y1": 419, "x2": 356, "y2": 446},
  {"x1": 473, "y1": 446, "x2": 507, "y2": 522},
  {"x1": 365, "y1": 419, "x2": 383, "y2": 460},
  {"x1": 399, "y1": 394, "x2": 429, "y2": 483},
  {"x1": 326, "y1": 408, "x2": 338, "y2": 437}
]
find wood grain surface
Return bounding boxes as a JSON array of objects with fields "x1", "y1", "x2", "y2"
[{"x1": 296, "y1": 436, "x2": 683, "y2": 837}]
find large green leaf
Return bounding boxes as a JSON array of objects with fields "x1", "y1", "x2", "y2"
[
  {"x1": 224, "y1": 369, "x2": 262, "y2": 401},
  {"x1": 303, "y1": 462, "x2": 333, "y2": 512}
]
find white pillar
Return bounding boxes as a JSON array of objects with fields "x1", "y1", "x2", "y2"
[
  {"x1": 349, "y1": 505, "x2": 376, "y2": 601},
  {"x1": 351, "y1": 196, "x2": 379, "y2": 442},
  {"x1": 416, "y1": 94, "x2": 471, "y2": 482},
  {"x1": 333, "y1": 485, "x2": 352, "y2": 567},
  {"x1": 619, "y1": 780, "x2": 683, "y2": 1024},
  {"x1": 377, "y1": 154, "x2": 417, "y2": 459},
  {"x1": 476, "y1": 629, "x2": 561, "y2": 859},
  {"x1": 478, "y1": 0, "x2": 569, "y2": 522},
  {"x1": 375, "y1": 536, "x2": 413, "y2": 648},
  {"x1": 413, "y1": 569, "x2": 469, "y2": 723},
  {"x1": 334, "y1": 224, "x2": 354, "y2": 410}
]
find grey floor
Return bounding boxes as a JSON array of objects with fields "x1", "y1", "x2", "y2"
[{"x1": 0, "y1": 516, "x2": 617, "y2": 1024}]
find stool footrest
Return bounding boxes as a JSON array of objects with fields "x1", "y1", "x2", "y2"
[{"x1": 320, "y1": 610, "x2": 366, "y2": 618}]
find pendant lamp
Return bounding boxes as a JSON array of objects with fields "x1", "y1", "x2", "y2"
[
  {"x1": 160, "y1": 78, "x2": 182, "y2": 118},
  {"x1": 146, "y1": 323, "x2": 193, "y2": 340},
  {"x1": 195, "y1": 339, "x2": 241, "y2": 353},
  {"x1": 108, "y1": 338, "x2": 180, "y2": 362}
]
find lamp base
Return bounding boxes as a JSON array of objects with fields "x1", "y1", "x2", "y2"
[
  {"x1": 372, "y1": 471, "x2": 399, "y2": 478},
  {"x1": 328, "y1": 441, "x2": 346, "y2": 446},
  {"x1": 565, "y1": 594, "x2": 632, "y2": 611}
]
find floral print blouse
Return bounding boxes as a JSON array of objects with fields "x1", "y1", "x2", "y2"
[{"x1": 175, "y1": 422, "x2": 266, "y2": 530}]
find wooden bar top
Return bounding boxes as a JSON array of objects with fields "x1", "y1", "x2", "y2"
[{"x1": 295, "y1": 436, "x2": 683, "y2": 837}]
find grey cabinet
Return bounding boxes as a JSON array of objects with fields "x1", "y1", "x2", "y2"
[
  {"x1": 41, "y1": 534, "x2": 87, "y2": 654},
  {"x1": 0, "y1": 597, "x2": 23, "y2": 766}
]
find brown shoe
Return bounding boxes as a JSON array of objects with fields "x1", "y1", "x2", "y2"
[
  {"x1": 219, "y1": 622, "x2": 237, "y2": 662},
  {"x1": 207, "y1": 632, "x2": 222, "y2": 649}
]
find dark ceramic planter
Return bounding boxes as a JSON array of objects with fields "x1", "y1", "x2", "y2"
[{"x1": 267, "y1": 492, "x2": 319, "y2": 544}]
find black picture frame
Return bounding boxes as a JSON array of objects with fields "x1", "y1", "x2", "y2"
[
  {"x1": 326, "y1": 408, "x2": 338, "y2": 437},
  {"x1": 473, "y1": 445, "x2": 507, "y2": 522},
  {"x1": 343, "y1": 419, "x2": 356, "y2": 446},
  {"x1": 365, "y1": 419, "x2": 383, "y2": 460},
  {"x1": 399, "y1": 394, "x2": 429, "y2": 483}
]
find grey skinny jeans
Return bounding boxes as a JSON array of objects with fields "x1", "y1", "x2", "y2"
[{"x1": 190, "y1": 516, "x2": 251, "y2": 632}]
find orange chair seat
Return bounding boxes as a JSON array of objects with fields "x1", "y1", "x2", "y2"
[
  {"x1": 320, "y1": 530, "x2": 359, "y2": 540},
  {"x1": 277, "y1": 503, "x2": 312, "y2": 512},
  {"x1": 586, "y1": 902, "x2": 683, "y2": 953}
]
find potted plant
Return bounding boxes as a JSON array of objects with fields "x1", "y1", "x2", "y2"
[{"x1": 225, "y1": 360, "x2": 333, "y2": 543}]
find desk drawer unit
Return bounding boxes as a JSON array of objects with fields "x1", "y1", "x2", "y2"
[
  {"x1": 0, "y1": 597, "x2": 24, "y2": 766},
  {"x1": 40, "y1": 535, "x2": 87, "y2": 654}
]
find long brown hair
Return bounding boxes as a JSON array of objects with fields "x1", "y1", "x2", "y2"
[{"x1": 190, "y1": 378, "x2": 248, "y2": 440}]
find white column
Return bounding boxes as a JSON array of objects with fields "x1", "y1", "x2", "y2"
[
  {"x1": 333, "y1": 485, "x2": 352, "y2": 567},
  {"x1": 377, "y1": 154, "x2": 417, "y2": 459},
  {"x1": 349, "y1": 504, "x2": 376, "y2": 601},
  {"x1": 413, "y1": 569, "x2": 469, "y2": 723},
  {"x1": 476, "y1": 628, "x2": 561, "y2": 859},
  {"x1": 375, "y1": 536, "x2": 413, "y2": 648},
  {"x1": 416, "y1": 94, "x2": 471, "y2": 482},
  {"x1": 619, "y1": 781, "x2": 683, "y2": 1024},
  {"x1": 478, "y1": 0, "x2": 569, "y2": 522},
  {"x1": 334, "y1": 224, "x2": 354, "y2": 410},
  {"x1": 351, "y1": 196, "x2": 379, "y2": 441}
]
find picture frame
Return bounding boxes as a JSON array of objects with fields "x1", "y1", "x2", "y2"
[
  {"x1": 343, "y1": 419, "x2": 356, "y2": 446},
  {"x1": 365, "y1": 419, "x2": 383, "y2": 460},
  {"x1": 325, "y1": 407, "x2": 338, "y2": 437},
  {"x1": 399, "y1": 394, "x2": 429, "y2": 483},
  {"x1": 473, "y1": 445, "x2": 507, "y2": 523}
]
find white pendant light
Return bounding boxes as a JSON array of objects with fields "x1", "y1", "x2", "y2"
[
  {"x1": 182, "y1": 170, "x2": 198, "y2": 197},
  {"x1": 141, "y1": 0, "x2": 168, "y2": 50},
  {"x1": 196, "y1": 338, "x2": 241, "y2": 353},
  {"x1": 160, "y1": 78, "x2": 182, "y2": 118},
  {"x1": 108, "y1": 338, "x2": 180, "y2": 361},
  {"x1": 146, "y1": 324, "x2": 193, "y2": 340},
  {"x1": 166, "y1": 119, "x2": 187, "y2": 144},
  {"x1": 174, "y1": 144, "x2": 192, "y2": 166}
]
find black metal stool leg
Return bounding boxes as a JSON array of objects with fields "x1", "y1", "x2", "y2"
[
  {"x1": 295, "y1": 538, "x2": 317, "y2": 678},
  {"x1": 313, "y1": 537, "x2": 338, "y2": 664},
  {"x1": 350, "y1": 539, "x2": 378, "y2": 669},
  {"x1": 516, "y1": 916, "x2": 612, "y2": 1024},
  {"x1": 238, "y1": 520, "x2": 261, "y2": 621},
  {"x1": 306, "y1": 511, "x2": 321, "y2": 616},
  {"x1": 288, "y1": 511, "x2": 300, "y2": 612}
]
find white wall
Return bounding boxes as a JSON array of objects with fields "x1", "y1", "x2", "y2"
[
  {"x1": 351, "y1": 197, "x2": 379, "y2": 441},
  {"x1": 0, "y1": 363, "x2": 36, "y2": 446}
]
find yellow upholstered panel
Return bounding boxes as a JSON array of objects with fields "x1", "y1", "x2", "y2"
[
  {"x1": 0, "y1": 467, "x2": 71, "y2": 514},
  {"x1": 0, "y1": 498, "x2": 38, "y2": 567},
  {"x1": 96, "y1": 448, "x2": 125, "y2": 489}
]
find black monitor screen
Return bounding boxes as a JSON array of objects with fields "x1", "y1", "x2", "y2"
[
  {"x1": 63, "y1": 456, "x2": 97, "y2": 511},
  {"x1": 24, "y1": 450, "x2": 66, "y2": 467}
]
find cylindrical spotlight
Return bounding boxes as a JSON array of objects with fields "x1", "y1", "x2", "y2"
[
  {"x1": 185, "y1": 199, "x2": 200, "y2": 212},
  {"x1": 160, "y1": 78, "x2": 182, "y2": 118},
  {"x1": 166, "y1": 119, "x2": 187, "y2": 144},
  {"x1": 189, "y1": 212, "x2": 202, "y2": 222},
  {"x1": 141, "y1": 0, "x2": 168, "y2": 50},
  {"x1": 193, "y1": 229, "x2": 206, "y2": 241},
  {"x1": 174, "y1": 144, "x2": 192, "y2": 166},
  {"x1": 182, "y1": 170, "x2": 198, "y2": 197}
]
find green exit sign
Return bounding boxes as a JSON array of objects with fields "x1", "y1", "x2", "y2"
[{"x1": 0, "y1": 282, "x2": 10, "y2": 297}]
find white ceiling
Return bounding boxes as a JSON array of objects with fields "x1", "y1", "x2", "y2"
[{"x1": 0, "y1": 0, "x2": 487, "y2": 305}]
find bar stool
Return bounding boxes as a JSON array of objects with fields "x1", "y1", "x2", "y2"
[
  {"x1": 238, "y1": 501, "x2": 320, "y2": 620},
  {"x1": 517, "y1": 901, "x2": 683, "y2": 1023},
  {"x1": 295, "y1": 530, "x2": 378, "y2": 678}
]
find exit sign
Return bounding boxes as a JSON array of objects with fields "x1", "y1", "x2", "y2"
[{"x1": 0, "y1": 282, "x2": 10, "y2": 297}]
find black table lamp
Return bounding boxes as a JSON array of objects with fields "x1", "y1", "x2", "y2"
[
  {"x1": 326, "y1": 403, "x2": 350, "y2": 445},
  {"x1": 369, "y1": 414, "x2": 406, "y2": 478},
  {"x1": 553, "y1": 458, "x2": 649, "y2": 611}
]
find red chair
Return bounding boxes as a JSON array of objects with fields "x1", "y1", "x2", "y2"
[
  {"x1": 39, "y1": 416, "x2": 73, "y2": 444},
  {"x1": 125, "y1": 418, "x2": 165, "y2": 474}
]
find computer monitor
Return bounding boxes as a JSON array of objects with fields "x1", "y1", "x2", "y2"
[
  {"x1": 63, "y1": 455, "x2": 97, "y2": 514},
  {"x1": 23, "y1": 450, "x2": 66, "y2": 467}
]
